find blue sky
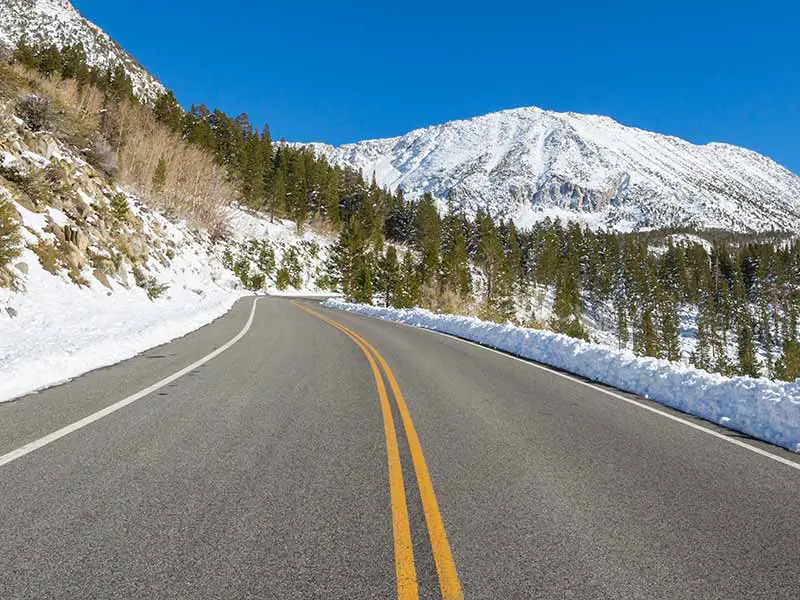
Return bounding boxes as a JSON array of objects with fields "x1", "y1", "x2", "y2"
[{"x1": 74, "y1": 0, "x2": 799, "y2": 173}]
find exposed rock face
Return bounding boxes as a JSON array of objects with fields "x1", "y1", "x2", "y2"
[{"x1": 0, "y1": 100, "x2": 172, "y2": 294}]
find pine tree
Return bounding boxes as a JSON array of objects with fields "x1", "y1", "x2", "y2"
[
  {"x1": 326, "y1": 217, "x2": 372, "y2": 301},
  {"x1": 476, "y1": 212, "x2": 514, "y2": 322},
  {"x1": 243, "y1": 132, "x2": 267, "y2": 207},
  {"x1": 153, "y1": 91, "x2": 183, "y2": 132},
  {"x1": 287, "y1": 150, "x2": 309, "y2": 225},
  {"x1": 414, "y1": 193, "x2": 441, "y2": 285},
  {"x1": 397, "y1": 252, "x2": 421, "y2": 308},
  {"x1": 552, "y1": 266, "x2": 585, "y2": 339},
  {"x1": 36, "y1": 44, "x2": 61, "y2": 77},
  {"x1": 60, "y1": 43, "x2": 89, "y2": 83},
  {"x1": 505, "y1": 221, "x2": 523, "y2": 293},
  {"x1": 616, "y1": 301, "x2": 628, "y2": 351},
  {"x1": 375, "y1": 245, "x2": 399, "y2": 306},
  {"x1": 268, "y1": 148, "x2": 288, "y2": 222},
  {"x1": 152, "y1": 157, "x2": 167, "y2": 195},
  {"x1": 641, "y1": 309, "x2": 658, "y2": 358},
  {"x1": 353, "y1": 260, "x2": 373, "y2": 304},
  {"x1": 775, "y1": 339, "x2": 800, "y2": 381},
  {"x1": 12, "y1": 39, "x2": 38, "y2": 69},
  {"x1": 694, "y1": 293, "x2": 712, "y2": 370},
  {"x1": 321, "y1": 169, "x2": 341, "y2": 226},
  {"x1": 737, "y1": 316, "x2": 760, "y2": 377},
  {"x1": 439, "y1": 207, "x2": 471, "y2": 299},
  {"x1": 659, "y1": 291, "x2": 681, "y2": 361}
]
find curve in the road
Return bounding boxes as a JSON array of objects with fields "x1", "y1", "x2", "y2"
[
  {"x1": 295, "y1": 302, "x2": 419, "y2": 599},
  {"x1": 0, "y1": 298, "x2": 259, "y2": 468},
  {"x1": 295, "y1": 301, "x2": 464, "y2": 600}
]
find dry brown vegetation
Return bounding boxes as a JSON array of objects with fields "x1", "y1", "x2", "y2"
[
  {"x1": 420, "y1": 283, "x2": 475, "y2": 316},
  {"x1": 6, "y1": 63, "x2": 234, "y2": 231}
]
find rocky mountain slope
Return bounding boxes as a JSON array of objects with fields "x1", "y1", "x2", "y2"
[
  {"x1": 316, "y1": 107, "x2": 800, "y2": 232},
  {"x1": 0, "y1": 0, "x2": 164, "y2": 102}
]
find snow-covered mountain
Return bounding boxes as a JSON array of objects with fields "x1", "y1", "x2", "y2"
[
  {"x1": 316, "y1": 107, "x2": 800, "y2": 232},
  {"x1": 0, "y1": 0, "x2": 164, "y2": 102}
]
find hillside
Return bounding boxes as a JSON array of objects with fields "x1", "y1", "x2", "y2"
[
  {"x1": 316, "y1": 107, "x2": 800, "y2": 232},
  {"x1": 0, "y1": 62, "x2": 334, "y2": 402},
  {"x1": 0, "y1": 0, "x2": 164, "y2": 102}
]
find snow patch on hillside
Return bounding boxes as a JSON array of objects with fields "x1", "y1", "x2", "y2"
[
  {"x1": 324, "y1": 299, "x2": 800, "y2": 453},
  {"x1": 222, "y1": 205, "x2": 336, "y2": 295}
]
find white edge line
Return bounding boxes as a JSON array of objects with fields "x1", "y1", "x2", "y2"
[
  {"x1": 325, "y1": 305, "x2": 800, "y2": 472},
  {"x1": 0, "y1": 298, "x2": 259, "y2": 469}
]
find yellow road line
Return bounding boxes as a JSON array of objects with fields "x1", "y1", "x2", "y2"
[
  {"x1": 295, "y1": 302, "x2": 464, "y2": 600},
  {"x1": 294, "y1": 303, "x2": 419, "y2": 600},
  {"x1": 323, "y1": 313, "x2": 465, "y2": 600}
]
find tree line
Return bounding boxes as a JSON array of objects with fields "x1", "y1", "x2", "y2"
[{"x1": 328, "y1": 199, "x2": 800, "y2": 381}]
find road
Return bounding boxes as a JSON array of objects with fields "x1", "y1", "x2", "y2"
[{"x1": 1, "y1": 296, "x2": 799, "y2": 599}]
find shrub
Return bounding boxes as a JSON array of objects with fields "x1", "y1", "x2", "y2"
[
  {"x1": 132, "y1": 266, "x2": 169, "y2": 300},
  {"x1": 221, "y1": 248, "x2": 234, "y2": 269},
  {"x1": 276, "y1": 267, "x2": 291, "y2": 291},
  {"x1": 233, "y1": 256, "x2": 250, "y2": 287},
  {"x1": 0, "y1": 164, "x2": 28, "y2": 186},
  {"x1": 0, "y1": 199, "x2": 21, "y2": 268},
  {"x1": 0, "y1": 165, "x2": 56, "y2": 208},
  {"x1": 257, "y1": 243, "x2": 275, "y2": 276},
  {"x1": 151, "y1": 157, "x2": 167, "y2": 195},
  {"x1": 281, "y1": 247, "x2": 303, "y2": 288},
  {"x1": 248, "y1": 272, "x2": 265, "y2": 290},
  {"x1": 16, "y1": 94, "x2": 54, "y2": 132},
  {"x1": 315, "y1": 274, "x2": 333, "y2": 291},
  {"x1": 110, "y1": 193, "x2": 129, "y2": 221},
  {"x1": 32, "y1": 240, "x2": 61, "y2": 274}
]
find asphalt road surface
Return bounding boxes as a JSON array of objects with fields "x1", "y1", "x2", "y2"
[{"x1": 1, "y1": 297, "x2": 799, "y2": 599}]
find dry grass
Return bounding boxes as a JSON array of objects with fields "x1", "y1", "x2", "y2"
[
  {"x1": 114, "y1": 100, "x2": 233, "y2": 230},
  {"x1": 8, "y1": 64, "x2": 233, "y2": 231},
  {"x1": 0, "y1": 198, "x2": 21, "y2": 269},
  {"x1": 421, "y1": 283, "x2": 475, "y2": 316}
]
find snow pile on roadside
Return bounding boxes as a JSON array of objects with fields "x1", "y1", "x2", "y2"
[
  {"x1": 323, "y1": 300, "x2": 800, "y2": 453},
  {"x1": 0, "y1": 205, "x2": 246, "y2": 404}
]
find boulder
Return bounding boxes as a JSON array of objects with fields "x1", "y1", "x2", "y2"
[
  {"x1": 62, "y1": 244, "x2": 87, "y2": 272},
  {"x1": 75, "y1": 228, "x2": 90, "y2": 253},
  {"x1": 93, "y1": 269, "x2": 113, "y2": 290},
  {"x1": 117, "y1": 234, "x2": 149, "y2": 262}
]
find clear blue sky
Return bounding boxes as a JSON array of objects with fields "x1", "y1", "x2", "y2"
[{"x1": 74, "y1": 0, "x2": 799, "y2": 173}]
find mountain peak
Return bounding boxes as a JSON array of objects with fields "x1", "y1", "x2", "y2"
[
  {"x1": 0, "y1": 0, "x2": 165, "y2": 102},
  {"x1": 314, "y1": 107, "x2": 800, "y2": 232}
]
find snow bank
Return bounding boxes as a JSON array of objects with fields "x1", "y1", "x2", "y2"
[
  {"x1": 323, "y1": 300, "x2": 800, "y2": 453},
  {"x1": 0, "y1": 238, "x2": 245, "y2": 404}
]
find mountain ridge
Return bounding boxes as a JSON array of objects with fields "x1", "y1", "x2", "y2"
[
  {"x1": 309, "y1": 105, "x2": 800, "y2": 232},
  {"x1": 0, "y1": 0, "x2": 165, "y2": 102},
  {"x1": 3, "y1": 1, "x2": 798, "y2": 233}
]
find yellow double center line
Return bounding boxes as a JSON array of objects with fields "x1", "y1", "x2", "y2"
[{"x1": 294, "y1": 302, "x2": 464, "y2": 600}]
